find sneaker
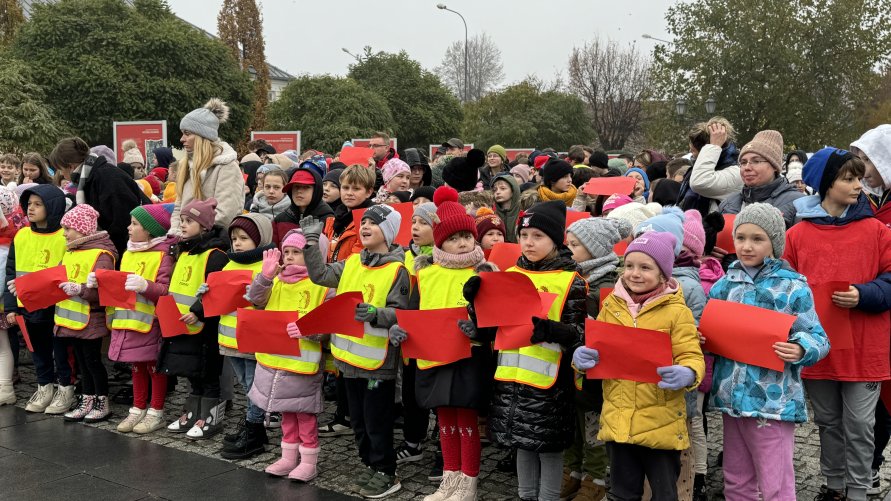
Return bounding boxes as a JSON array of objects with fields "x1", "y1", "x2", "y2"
[
  {"x1": 25, "y1": 384, "x2": 55, "y2": 413},
  {"x1": 45, "y1": 385, "x2": 76, "y2": 415},
  {"x1": 265, "y1": 412, "x2": 282, "y2": 429},
  {"x1": 64, "y1": 395, "x2": 95, "y2": 422},
  {"x1": 814, "y1": 485, "x2": 847, "y2": 501},
  {"x1": 428, "y1": 452, "x2": 444, "y2": 481},
  {"x1": 0, "y1": 383, "x2": 16, "y2": 406},
  {"x1": 117, "y1": 407, "x2": 146, "y2": 432},
  {"x1": 496, "y1": 448, "x2": 516, "y2": 473},
  {"x1": 868, "y1": 469, "x2": 881, "y2": 495},
  {"x1": 359, "y1": 471, "x2": 402, "y2": 499},
  {"x1": 133, "y1": 409, "x2": 165, "y2": 434},
  {"x1": 560, "y1": 469, "x2": 581, "y2": 500},
  {"x1": 350, "y1": 466, "x2": 374, "y2": 493},
  {"x1": 395, "y1": 442, "x2": 424, "y2": 464},
  {"x1": 318, "y1": 419, "x2": 351, "y2": 437},
  {"x1": 84, "y1": 395, "x2": 111, "y2": 423}
]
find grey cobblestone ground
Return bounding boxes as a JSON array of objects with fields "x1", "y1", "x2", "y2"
[{"x1": 9, "y1": 359, "x2": 891, "y2": 500}]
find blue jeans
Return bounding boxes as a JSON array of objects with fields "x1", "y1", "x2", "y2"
[{"x1": 228, "y1": 357, "x2": 265, "y2": 424}]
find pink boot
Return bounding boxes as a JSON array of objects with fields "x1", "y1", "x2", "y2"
[
  {"x1": 265, "y1": 442, "x2": 299, "y2": 477},
  {"x1": 288, "y1": 445, "x2": 319, "y2": 482}
]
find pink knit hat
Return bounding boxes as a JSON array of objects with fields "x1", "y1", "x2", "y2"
[
  {"x1": 625, "y1": 231, "x2": 677, "y2": 279},
  {"x1": 281, "y1": 228, "x2": 307, "y2": 250},
  {"x1": 182, "y1": 197, "x2": 217, "y2": 231},
  {"x1": 602, "y1": 194, "x2": 633, "y2": 213},
  {"x1": 61, "y1": 203, "x2": 100, "y2": 235},
  {"x1": 682, "y1": 209, "x2": 706, "y2": 256},
  {"x1": 381, "y1": 158, "x2": 410, "y2": 186}
]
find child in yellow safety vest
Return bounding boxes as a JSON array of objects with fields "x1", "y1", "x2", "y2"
[
  {"x1": 299, "y1": 204, "x2": 411, "y2": 499},
  {"x1": 156, "y1": 198, "x2": 229, "y2": 439},
  {"x1": 105, "y1": 204, "x2": 177, "y2": 435},
  {"x1": 245, "y1": 228, "x2": 333, "y2": 481},
  {"x1": 52, "y1": 204, "x2": 117, "y2": 423},
  {"x1": 0, "y1": 186, "x2": 27, "y2": 406}
]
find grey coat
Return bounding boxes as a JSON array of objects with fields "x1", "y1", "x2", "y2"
[{"x1": 717, "y1": 176, "x2": 805, "y2": 229}]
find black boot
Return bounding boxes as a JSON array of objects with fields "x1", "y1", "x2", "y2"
[
  {"x1": 693, "y1": 473, "x2": 707, "y2": 501},
  {"x1": 221, "y1": 421, "x2": 268, "y2": 459},
  {"x1": 223, "y1": 418, "x2": 246, "y2": 448}
]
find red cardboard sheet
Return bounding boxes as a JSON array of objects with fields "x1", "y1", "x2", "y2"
[
  {"x1": 203, "y1": 270, "x2": 253, "y2": 317},
  {"x1": 599, "y1": 287, "x2": 614, "y2": 308},
  {"x1": 14, "y1": 315, "x2": 33, "y2": 352},
  {"x1": 156, "y1": 295, "x2": 190, "y2": 338},
  {"x1": 15, "y1": 265, "x2": 69, "y2": 312},
  {"x1": 475, "y1": 271, "x2": 540, "y2": 328},
  {"x1": 613, "y1": 240, "x2": 629, "y2": 256},
  {"x1": 585, "y1": 319, "x2": 673, "y2": 384},
  {"x1": 352, "y1": 202, "x2": 415, "y2": 247},
  {"x1": 487, "y1": 243, "x2": 521, "y2": 272},
  {"x1": 700, "y1": 299, "x2": 794, "y2": 372},
  {"x1": 715, "y1": 214, "x2": 736, "y2": 253},
  {"x1": 810, "y1": 281, "x2": 854, "y2": 351},
  {"x1": 493, "y1": 292, "x2": 558, "y2": 350},
  {"x1": 235, "y1": 308, "x2": 301, "y2": 356},
  {"x1": 295, "y1": 291, "x2": 364, "y2": 338},
  {"x1": 565, "y1": 211, "x2": 591, "y2": 227},
  {"x1": 583, "y1": 177, "x2": 637, "y2": 197},
  {"x1": 339, "y1": 146, "x2": 374, "y2": 166},
  {"x1": 396, "y1": 307, "x2": 472, "y2": 364},
  {"x1": 96, "y1": 269, "x2": 136, "y2": 309}
]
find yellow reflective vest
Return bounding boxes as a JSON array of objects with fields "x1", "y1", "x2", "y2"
[
  {"x1": 111, "y1": 250, "x2": 164, "y2": 333},
  {"x1": 54, "y1": 249, "x2": 113, "y2": 330},
  {"x1": 254, "y1": 277, "x2": 329, "y2": 374},
  {"x1": 168, "y1": 249, "x2": 216, "y2": 334},
  {"x1": 494, "y1": 267, "x2": 575, "y2": 390},
  {"x1": 217, "y1": 261, "x2": 264, "y2": 350},
  {"x1": 13, "y1": 227, "x2": 66, "y2": 308},
  {"x1": 415, "y1": 264, "x2": 473, "y2": 370}
]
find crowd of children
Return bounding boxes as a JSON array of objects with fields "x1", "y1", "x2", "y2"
[{"x1": 1, "y1": 116, "x2": 891, "y2": 501}]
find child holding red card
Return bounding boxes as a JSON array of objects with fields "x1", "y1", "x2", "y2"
[
  {"x1": 51, "y1": 204, "x2": 117, "y2": 423},
  {"x1": 572, "y1": 231, "x2": 704, "y2": 501},
  {"x1": 785, "y1": 148, "x2": 891, "y2": 500},
  {"x1": 245, "y1": 229, "x2": 332, "y2": 482},
  {"x1": 708, "y1": 203, "x2": 828, "y2": 500},
  {"x1": 105, "y1": 204, "x2": 177, "y2": 434},
  {"x1": 0, "y1": 186, "x2": 27, "y2": 406}
]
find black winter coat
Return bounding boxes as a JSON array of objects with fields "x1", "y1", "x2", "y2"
[
  {"x1": 488, "y1": 248, "x2": 587, "y2": 453},
  {"x1": 81, "y1": 155, "x2": 144, "y2": 257}
]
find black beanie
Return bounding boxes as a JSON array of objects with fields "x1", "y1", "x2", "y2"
[
  {"x1": 588, "y1": 151, "x2": 609, "y2": 169},
  {"x1": 411, "y1": 185, "x2": 435, "y2": 202},
  {"x1": 518, "y1": 200, "x2": 567, "y2": 248},
  {"x1": 442, "y1": 149, "x2": 485, "y2": 192},
  {"x1": 702, "y1": 211, "x2": 725, "y2": 254},
  {"x1": 323, "y1": 168, "x2": 344, "y2": 188},
  {"x1": 541, "y1": 158, "x2": 573, "y2": 187}
]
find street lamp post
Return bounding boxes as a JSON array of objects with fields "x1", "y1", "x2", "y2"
[
  {"x1": 642, "y1": 33, "x2": 672, "y2": 44},
  {"x1": 676, "y1": 96, "x2": 718, "y2": 123},
  {"x1": 437, "y1": 3, "x2": 468, "y2": 102},
  {"x1": 341, "y1": 47, "x2": 361, "y2": 62}
]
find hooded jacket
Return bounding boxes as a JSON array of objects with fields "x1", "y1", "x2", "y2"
[
  {"x1": 78, "y1": 154, "x2": 143, "y2": 256},
  {"x1": 250, "y1": 190, "x2": 291, "y2": 221},
  {"x1": 851, "y1": 124, "x2": 891, "y2": 226},
  {"x1": 403, "y1": 148, "x2": 432, "y2": 187},
  {"x1": 54, "y1": 231, "x2": 118, "y2": 340},
  {"x1": 169, "y1": 142, "x2": 245, "y2": 236},
  {"x1": 494, "y1": 175, "x2": 522, "y2": 243},
  {"x1": 718, "y1": 176, "x2": 805, "y2": 229},
  {"x1": 272, "y1": 168, "x2": 334, "y2": 246}
]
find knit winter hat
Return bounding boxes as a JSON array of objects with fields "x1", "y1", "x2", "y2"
[
  {"x1": 323, "y1": 168, "x2": 344, "y2": 188},
  {"x1": 382, "y1": 158, "x2": 411, "y2": 186},
  {"x1": 0, "y1": 186, "x2": 18, "y2": 216},
  {"x1": 362, "y1": 204, "x2": 402, "y2": 248},
  {"x1": 182, "y1": 197, "x2": 218, "y2": 231},
  {"x1": 588, "y1": 151, "x2": 610, "y2": 170},
  {"x1": 61, "y1": 203, "x2": 99, "y2": 236},
  {"x1": 300, "y1": 155, "x2": 328, "y2": 179},
  {"x1": 179, "y1": 98, "x2": 229, "y2": 142},
  {"x1": 739, "y1": 129, "x2": 784, "y2": 174},
  {"x1": 411, "y1": 186, "x2": 435, "y2": 203},
  {"x1": 413, "y1": 201, "x2": 437, "y2": 227},
  {"x1": 541, "y1": 158, "x2": 573, "y2": 187},
  {"x1": 130, "y1": 203, "x2": 174, "y2": 238},
  {"x1": 150, "y1": 167, "x2": 169, "y2": 182},
  {"x1": 567, "y1": 217, "x2": 632, "y2": 259},
  {"x1": 602, "y1": 194, "x2": 634, "y2": 213},
  {"x1": 122, "y1": 142, "x2": 145, "y2": 166},
  {"x1": 432, "y1": 186, "x2": 477, "y2": 247},
  {"x1": 533, "y1": 155, "x2": 550, "y2": 170},
  {"x1": 510, "y1": 164, "x2": 532, "y2": 183},
  {"x1": 606, "y1": 202, "x2": 662, "y2": 230},
  {"x1": 142, "y1": 175, "x2": 162, "y2": 196},
  {"x1": 734, "y1": 202, "x2": 786, "y2": 257},
  {"x1": 625, "y1": 167, "x2": 651, "y2": 199},
  {"x1": 229, "y1": 213, "x2": 273, "y2": 248},
  {"x1": 281, "y1": 228, "x2": 307, "y2": 250},
  {"x1": 802, "y1": 147, "x2": 855, "y2": 199},
  {"x1": 785, "y1": 161, "x2": 804, "y2": 183},
  {"x1": 487, "y1": 144, "x2": 508, "y2": 163},
  {"x1": 152, "y1": 147, "x2": 174, "y2": 168},
  {"x1": 682, "y1": 209, "x2": 706, "y2": 257},
  {"x1": 608, "y1": 157, "x2": 629, "y2": 174},
  {"x1": 625, "y1": 231, "x2": 677, "y2": 279},
  {"x1": 635, "y1": 206, "x2": 685, "y2": 256},
  {"x1": 518, "y1": 200, "x2": 567, "y2": 248},
  {"x1": 443, "y1": 149, "x2": 485, "y2": 192},
  {"x1": 475, "y1": 207, "x2": 506, "y2": 240}
]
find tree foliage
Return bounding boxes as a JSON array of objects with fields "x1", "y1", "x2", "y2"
[
  {"x1": 568, "y1": 39, "x2": 651, "y2": 150},
  {"x1": 349, "y1": 51, "x2": 462, "y2": 151},
  {"x1": 0, "y1": 0, "x2": 23, "y2": 48},
  {"x1": 0, "y1": 56, "x2": 70, "y2": 153},
  {"x1": 462, "y1": 79, "x2": 594, "y2": 151},
  {"x1": 268, "y1": 75, "x2": 396, "y2": 153},
  {"x1": 218, "y1": 0, "x2": 269, "y2": 133},
  {"x1": 10, "y1": 0, "x2": 253, "y2": 147},
  {"x1": 860, "y1": 67, "x2": 891, "y2": 130},
  {"x1": 436, "y1": 33, "x2": 504, "y2": 103},
  {"x1": 653, "y1": 0, "x2": 891, "y2": 150}
]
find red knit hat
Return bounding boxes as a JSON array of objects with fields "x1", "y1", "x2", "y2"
[
  {"x1": 432, "y1": 186, "x2": 477, "y2": 248},
  {"x1": 475, "y1": 207, "x2": 505, "y2": 240}
]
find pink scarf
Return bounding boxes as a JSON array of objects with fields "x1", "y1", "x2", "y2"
[{"x1": 279, "y1": 264, "x2": 309, "y2": 284}]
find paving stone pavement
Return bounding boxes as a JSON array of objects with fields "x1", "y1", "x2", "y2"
[{"x1": 8, "y1": 358, "x2": 891, "y2": 500}]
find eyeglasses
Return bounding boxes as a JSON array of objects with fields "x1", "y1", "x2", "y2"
[
  {"x1": 739, "y1": 158, "x2": 769, "y2": 167},
  {"x1": 368, "y1": 143, "x2": 388, "y2": 148}
]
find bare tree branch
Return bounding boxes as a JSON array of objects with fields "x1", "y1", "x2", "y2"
[{"x1": 435, "y1": 32, "x2": 504, "y2": 102}]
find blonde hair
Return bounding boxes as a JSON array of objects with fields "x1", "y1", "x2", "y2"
[
  {"x1": 176, "y1": 134, "x2": 220, "y2": 200},
  {"x1": 339, "y1": 164, "x2": 376, "y2": 190}
]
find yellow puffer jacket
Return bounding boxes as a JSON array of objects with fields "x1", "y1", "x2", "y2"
[{"x1": 596, "y1": 285, "x2": 704, "y2": 451}]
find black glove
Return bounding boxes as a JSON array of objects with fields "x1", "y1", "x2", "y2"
[
  {"x1": 530, "y1": 317, "x2": 577, "y2": 347},
  {"x1": 462, "y1": 275, "x2": 482, "y2": 303},
  {"x1": 457, "y1": 319, "x2": 476, "y2": 339}
]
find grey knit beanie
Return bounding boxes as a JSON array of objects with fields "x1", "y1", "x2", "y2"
[
  {"x1": 362, "y1": 204, "x2": 402, "y2": 248},
  {"x1": 734, "y1": 203, "x2": 786, "y2": 257},
  {"x1": 413, "y1": 202, "x2": 437, "y2": 227},
  {"x1": 567, "y1": 217, "x2": 632, "y2": 259},
  {"x1": 179, "y1": 98, "x2": 230, "y2": 142}
]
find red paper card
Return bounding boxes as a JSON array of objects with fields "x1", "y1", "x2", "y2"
[
  {"x1": 493, "y1": 292, "x2": 559, "y2": 350},
  {"x1": 96, "y1": 269, "x2": 136, "y2": 309},
  {"x1": 352, "y1": 202, "x2": 415, "y2": 247},
  {"x1": 203, "y1": 270, "x2": 253, "y2": 317},
  {"x1": 396, "y1": 307, "x2": 472, "y2": 364},
  {"x1": 810, "y1": 281, "x2": 854, "y2": 351},
  {"x1": 613, "y1": 240, "x2": 629, "y2": 256},
  {"x1": 565, "y1": 211, "x2": 591, "y2": 227},
  {"x1": 15, "y1": 265, "x2": 69, "y2": 312},
  {"x1": 156, "y1": 295, "x2": 190, "y2": 338},
  {"x1": 585, "y1": 319, "x2": 673, "y2": 384},
  {"x1": 235, "y1": 308, "x2": 301, "y2": 356},
  {"x1": 488, "y1": 243, "x2": 521, "y2": 272},
  {"x1": 475, "y1": 272, "x2": 540, "y2": 328},
  {"x1": 339, "y1": 146, "x2": 374, "y2": 166},
  {"x1": 296, "y1": 291, "x2": 364, "y2": 338},
  {"x1": 700, "y1": 299, "x2": 794, "y2": 372},
  {"x1": 14, "y1": 315, "x2": 33, "y2": 352},
  {"x1": 599, "y1": 287, "x2": 614, "y2": 308},
  {"x1": 583, "y1": 177, "x2": 637, "y2": 196},
  {"x1": 715, "y1": 214, "x2": 736, "y2": 253}
]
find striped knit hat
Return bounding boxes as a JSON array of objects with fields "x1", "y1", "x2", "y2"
[{"x1": 130, "y1": 203, "x2": 174, "y2": 238}]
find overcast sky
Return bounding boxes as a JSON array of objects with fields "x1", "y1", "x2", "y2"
[{"x1": 165, "y1": 0, "x2": 676, "y2": 84}]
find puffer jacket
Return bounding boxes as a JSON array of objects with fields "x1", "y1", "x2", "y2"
[
  {"x1": 169, "y1": 142, "x2": 245, "y2": 234},
  {"x1": 250, "y1": 192, "x2": 290, "y2": 221},
  {"x1": 488, "y1": 248, "x2": 588, "y2": 453},
  {"x1": 108, "y1": 236, "x2": 178, "y2": 363},
  {"x1": 54, "y1": 231, "x2": 118, "y2": 340},
  {"x1": 673, "y1": 266, "x2": 706, "y2": 324},
  {"x1": 597, "y1": 278, "x2": 704, "y2": 451},
  {"x1": 709, "y1": 258, "x2": 829, "y2": 422},
  {"x1": 718, "y1": 176, "x2": 805, "y2": 229}
]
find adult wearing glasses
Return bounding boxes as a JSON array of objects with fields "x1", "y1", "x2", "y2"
[{"x1": 366, "y1": 132, "x2": 393, "y2": 190}]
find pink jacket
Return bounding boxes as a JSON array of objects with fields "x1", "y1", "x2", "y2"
[{"x1": 699, "y1": 256, "x2": 725, "y2": 296}]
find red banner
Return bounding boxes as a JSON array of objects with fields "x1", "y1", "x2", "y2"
[
  {"x1": 113, "y1": 121, "x2": 167, "y2": 166},
  {"x1": 251, "y1": 131, "x2": 301, "y2": 155}
]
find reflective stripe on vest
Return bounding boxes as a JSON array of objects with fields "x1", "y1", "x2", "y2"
[
  {"x1": 168, "y1": 250, "x2": 215, "y2": 334},
  {"x1": 217, "y1": 261, "x2": 264, "y2": 350},
  {"x1": 330, "y1": 254, "x2": 403, "y2": 370},
  {"x1": 13, "y1": 227, "x2": 66, "y2": 308},
  {"x1": 54, "y1": 249, "x2": 112, "y2": 330},
  {"x1": 415, "y1": 264, "x2": 473, "y2": 370},
  {"x1": 494, "y1": 268, "x2": 576, "y2": 389},
  {"x1": 254, "y1": 277, "x2": 329, "y2": 374},
  {"x1": 111, "y1": 251, "x2": 164, "y2": 333}
]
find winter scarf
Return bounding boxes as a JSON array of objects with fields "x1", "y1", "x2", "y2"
[
  {"x1": 674, "y1": 249, "x2": 701, "y2": 269},
  {"x1": 537, "y1": 184, "x2": 578, "y2": 206},
  {"x1": 128, "y1": 235, "x2": 173, "y2": 253},
  {"x1": 433, "y1": 245, "x2": 486, "y2": 269},
  {"x1": 577, "y1": 253, "x2": 619, "y2": 284},
  {"x1": 66, "y1": 230, "x2": 111, "y2": 251},
  {"x1": 279, "y1": 264, "x2": 309, "y2": 284}
]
